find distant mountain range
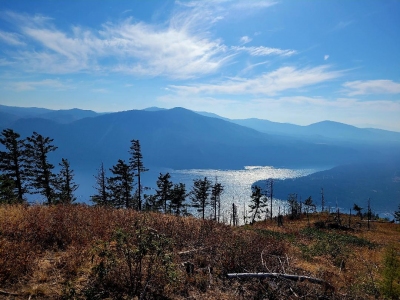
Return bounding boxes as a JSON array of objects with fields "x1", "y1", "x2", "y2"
[
  {"x1": 2, "y1": 104, "x2": 397, "y2": 170},
  {"x1": 1, "y1": 104, "x2": 399, "y2": 212},
  {"x1": 0, "y1": 105, "x2": 102, "y2": 126},
  {"x1": 2, "y1": 104, "x2": 400, "y2": 142},
  {"x1": 232, "y1": 118, "x2": 400, "y2": 145}
]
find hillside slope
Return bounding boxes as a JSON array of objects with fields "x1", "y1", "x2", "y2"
[{"x1": 0, "y1": 205, "x2": 398, "y2": 299}]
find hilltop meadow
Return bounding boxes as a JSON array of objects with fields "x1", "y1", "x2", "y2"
[{"x1": 0, "y1": 204, "x2": 399, "y2": 299}]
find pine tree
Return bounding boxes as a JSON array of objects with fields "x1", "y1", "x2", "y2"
[
  {"x1": 288, "y1": 193, "x2": 300, "y2": 219},
  {"x1": 353, "y1": 203, "x2": 363, "y2": 220},
  {"x1": 170, "y1": 183, "x2": 187, "y2": 216},
  {"x1": 91, "y1": 162, "x2": 110, "y2": 206},
  {"x1": 0, "y1": 129, "x2": 27, "y2": 202},
  {"x1": 55, "y1": 158, "x2": 78, "y2": 204},
  {"x1": 155, "y1": 172, "x2": 173, "y2": 213},
  {"x1": 248, "y1": 185, "x2": 267, "y2": 224},
  {"x1": 394, "y1": 204, "x2": 400, "y2": 223},
  {"x1": 108, "y1": 159, "x2": 134, "y2": 208},
  {"x1": 129, "y1": 139, "x2": 148, "y2": 211},
  {"x1": 210, "y1": 179, "x2": 224, "y2": 221},
  {"x1": 267, "y1": 178, "x2": 273, "y2": 220},
  {"x1": 190, "y1": 177, "x2": 212, "y2": 220},
  {"x1": 0, "y1": 174, "x2": 18, "y2": 204},
  {"x1": 25, "y1": 132, "x2": 58, "y2": 204},
  {"x1": 304, "y1": 196, "x2": 314, "y2": 226}
]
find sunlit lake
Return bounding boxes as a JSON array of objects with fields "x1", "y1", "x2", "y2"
[
  {"x1": 149, "y1": 166, "x2": 319, "y2": 223},
  {"x1": 63, "y1": 165, "x2": 320, "y2": 224}
]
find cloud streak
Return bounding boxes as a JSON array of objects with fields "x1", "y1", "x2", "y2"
[
  {"x1": 0, "y1": 11, "x2": 230, "y2": 78},
  {"x1": 240, "y1": 36, "x2": 252, "y2": 44},
  {"x1": 7, "y1": 79, "x2": 71, "y2": 91},
  {"x1": 343, "y1": 80, "x2": 400, "y2": 95},
  {"x1": 232, "y1": 46, "x2": 296, "y2": 57},
  {"x1": 0, "y1": 30, "x2": 25, "y2": 46},
  {"x1": 0, "y1": 1, "x2": 283, "y2": 79},
  {"x1": 170, "y1": 65, "x2": 343, "y2": 96}
]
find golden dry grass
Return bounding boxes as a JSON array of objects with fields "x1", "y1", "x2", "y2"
[{"x1": 0, "y1": 205, "x2": 398, "y2": 299}]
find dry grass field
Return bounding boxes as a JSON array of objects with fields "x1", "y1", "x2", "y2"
[{"x1": 0, "y1": 205, "x2": 399, "y2": 299}]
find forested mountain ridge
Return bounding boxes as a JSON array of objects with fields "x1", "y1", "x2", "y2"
[
  {"x1": 232, "y1": 119, "x2": 400, "y2": 144},
  {"x1": 2, "y1": 104, "x2": 400, "y2": 145},
  {"x1": 0, "y1": 105, "x2": 101, "y2": 124},
  {"x1": 0, "y1": 106, "x2": 372, "y2": 171}
]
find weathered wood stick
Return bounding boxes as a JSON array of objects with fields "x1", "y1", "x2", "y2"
[
  {"x1": 178, "y1": 246, "x2": 209, "y2": 255},
  {"x1": 0, "y1": 289, "x2": 19, "y2": 296},
  {"x1": 227, "y1": 273, "x2": 334, "y2": 289}
]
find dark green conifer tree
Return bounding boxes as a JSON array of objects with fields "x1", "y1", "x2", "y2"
[
  {"x1": 288, "y1": 193, "x2": 300, "y2": 219},
  {"x1": 0, "y1": 174, "x2": 18, "y2": 204},
  {"x1": 0, "y1": 129, "x2": 27, "y2": 202},
  {"x1": 267, "y1": 178, "x2": 273, "y2": 220},
  {"x1": 108, "y1": 159, "x2": 134, "y2": 208},
  {"x1": 25, "y1": 132, "x2": 58, "y2": 204},
  {"x1": 353, "y1": 203, "x2": 363, "y2": 220},
  {"x1": 190, "y1": 177, "x2": 212, "y2": 220},
  {"x1": 210, "y1": 179, "x2": 224, "y2": 222},
  {"x1": 394, "y1": 204, "x2": 400, "y2": 223},
  {"x1": 304, "y1": 196, "x2": 314, "y2": 226},
  {"x1": 248, "y1": 185, "x2": 267, "y2": 224},
  {"x1": 129, "y1": 139, "x2": 148, "y2": 211},
  {"x1": 91, "y1": 162, "x2": 110, "y2": 206},
  {"x1": 155, "y1": 173, "x2": 173, "y2": 213},
  {"x1": 170, "y1": 183, "x2": 187, "y2": 216},
  {"x1": 55, "y1": 158, "x2": 78, "y2": 204}
]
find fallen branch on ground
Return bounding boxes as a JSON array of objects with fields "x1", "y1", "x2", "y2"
[
  {"x1": 227, "y1": 273, "x2": 334, "y2": 290},
  {"x1": 0, "y1": 289, "x2": 19, "y2": 296}
]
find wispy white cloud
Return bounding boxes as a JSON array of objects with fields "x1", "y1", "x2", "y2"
[
  {"x1": 240, "y1": 60, "x2": 270, "y2": 74},
  {"x1": 170, "y1": 65, "x2": 343, "y2": 96},
  {"x1": 0, "y1": 11, "x2": 230, "y2": 78},
  {"x1": 177, "y1": 0, "x2": 277, "y2": 12},
  {"x1": 343, "y1": 80, "x2": 400, "y2": 95},
  {"x1": 0, "y1": 1, "x2": 282, "y2": 79},
  {"x1": 240, "y1": 36, "x2": 252, "y2": 44},
  {"x1": 0, "y1": 58, "x2": 13, "y2": 66},
  {"x1": 324, "y1": 55, "x2": 329, "y2": 61},
  {"x1": 8, "y1": 79, "x2": 71, "y2": 91},
  {"x1": 2, "y1": 11, "x2": 53, "y2": 26},
  {"x1": 0, "y1": 30, "x2": 25, "y2": 46},
  {"x1": 233, "y1": 45, "x2": 296, "y2": 57},
  {"x1": 232, "y1": 1, "x2": 278, "y2": 10},
  {"x1": 102, "y1": 19, "x2": 229, "y2": 79}
]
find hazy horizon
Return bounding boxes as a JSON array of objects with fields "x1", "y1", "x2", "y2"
[{"x1": 3, "y1": 103, "x2": 400, "y2": 133}]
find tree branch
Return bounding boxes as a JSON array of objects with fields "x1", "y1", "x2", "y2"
[{"x1": 227, "y1": 273, "x2": 334, "y2": 289}]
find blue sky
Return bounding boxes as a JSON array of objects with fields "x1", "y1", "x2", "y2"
[{"x1": 0, "y1": 0, "x2": 399, "y2": 131}]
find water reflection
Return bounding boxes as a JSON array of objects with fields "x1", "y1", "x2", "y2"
[{"x1": 163, "y1": 166, "x2": 317, "y2": 223}]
